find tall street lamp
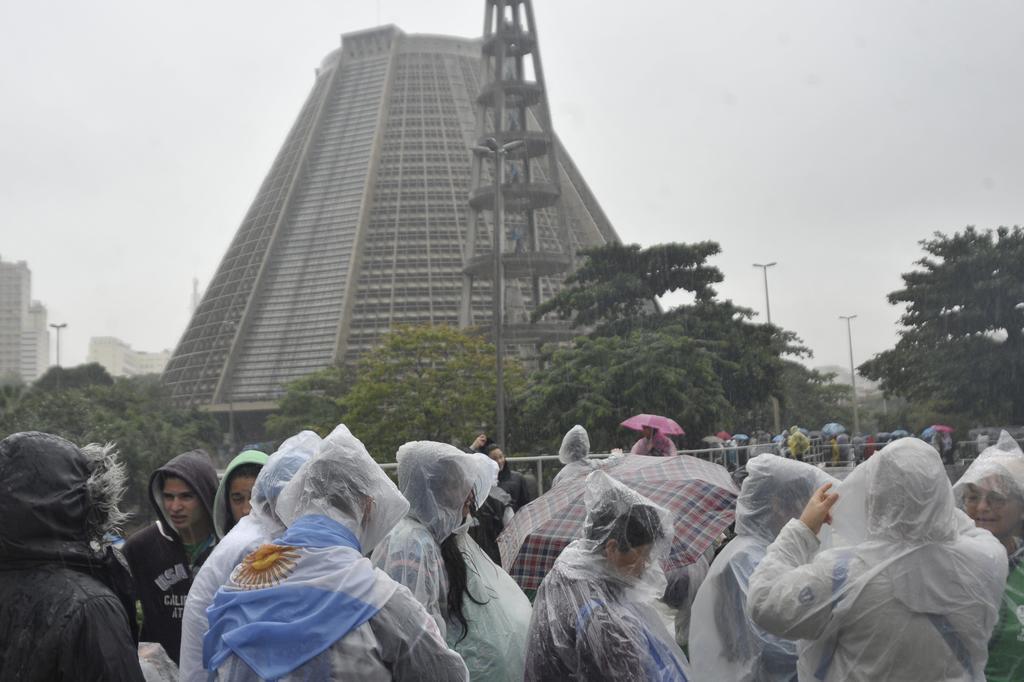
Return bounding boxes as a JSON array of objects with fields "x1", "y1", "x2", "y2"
[
  {"x1": 839, "y1": 314, "x2": 860, "y2": 436},
  {"x1": 471, "y1": 136, "x2": 524, "y2": 447},
  {"x1": 49, "y1": 322, "x2": 67, "y2": 367},
  {"x1": 752, "y1": 262, "x2": 780, "y2": 433},
  {"x1": 752, "y1": 262, "x2": 777, "y2": 324}
]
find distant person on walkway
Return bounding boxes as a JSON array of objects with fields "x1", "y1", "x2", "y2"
[
  {"x1": 0, "y1": 432, "x2": 145, "y2": 681},
  {"x1": 552, "y1": 424, "x2": 596, "y2": 488},
  {"x1": 124, "y1": 448, "x2": 219, "y2": 664},
  {"x1": 630, "y1": 425, "x2": 678, "y2": 457},
  {"x1": 786, "y1": 426, "x2": 810, "y2": 462},
  {"x1": 486, "y1": 441, "x2": 535, "y2": 511}
]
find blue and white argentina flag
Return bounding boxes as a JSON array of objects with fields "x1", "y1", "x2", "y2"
[{"x1": 203, "y1": 514, "x2": 397, "y2": 679}]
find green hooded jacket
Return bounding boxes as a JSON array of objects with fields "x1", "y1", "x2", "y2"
[{"x1": 213, "y1": 449, "x2": 268, "y2": 539}]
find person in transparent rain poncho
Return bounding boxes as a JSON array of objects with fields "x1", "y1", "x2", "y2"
[
  {"x1": 202, "y1": 425, "x2": 468, "y2": 681},
  {"x1": 952, "y1": 430, "x2": 1024, "y2": 682},
  {"x1": 689, "y1": 454, "x2": 837, "y2": 681},
  {"x1": 655, "y1": 544, "x2": 712, "y2": 652},
  {"x1": 370, "y1": 441, "x2": 479, "y2": 639},
  {"x1": 178, "y1": 430, "x2": 320, "y2": 682},
  {"x1": 438, "y1": 451, "x2": 533, "y2": 681},
  {"x1": 525, "y1": 470, "x2": 691, "y2": 681},
  {"x1": 747, "y1": 437, "x2": 1007, "y2": 682},
  {"x1": 552, "y1": 424, "x2": 597, "y2": 488}
]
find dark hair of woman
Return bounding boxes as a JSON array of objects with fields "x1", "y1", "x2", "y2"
[
  {"x1": 587, "y1": 503, "x2": 664, "y2": 551},
  {"x1": 440, "y1": 530, "x2": 490, "y2": 643}
]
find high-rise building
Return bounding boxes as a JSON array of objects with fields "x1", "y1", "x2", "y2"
[
  {"x1": 0, "y1": 256, "x2": 49, "y2": 383},
  {"x1": 88, "y1": 336, "x2": 171, "y2": 377},
  {"x1": 164, "y1": 22, "x2": 619, "y2": 411}
]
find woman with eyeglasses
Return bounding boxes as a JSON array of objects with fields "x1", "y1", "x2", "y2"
[{"x1": 954, "y1": 430, "x2": 1024, "y2": 682}]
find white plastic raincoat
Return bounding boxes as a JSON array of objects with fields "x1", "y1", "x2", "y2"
[
  {"x1": 525, "y1": 470, "x2": 691, "y2": 681},
  {"x1": 689, "y1": 454, "x2": 836, "y2": 681},
  {"x1": 204, "y1": 424, "x2": 468, "y2": 681},
  {"x1": 748, "y1": 438, "x2": 1007, "y2": 681},
  {"x1": 179, "y1": 430, "x2": 320, "y2": 682},
  {"x1": 552, "y1": 425, "x2": 596, "y2": 488},
  {"x1": 371, "y1": 441, "x2": 478, "y2": 639},
  {"x1": 444, "y1": 449, "x2": 533, "y2": 681},
  {"x1": 952, "y1": 429, "x2": 1024, "y2": 682}
]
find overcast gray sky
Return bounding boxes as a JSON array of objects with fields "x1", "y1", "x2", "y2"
[{"x1": 3, "y1": 0, "x2": 1023, "y2": 372}]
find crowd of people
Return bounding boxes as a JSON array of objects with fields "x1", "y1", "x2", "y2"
[
  {"x1": 699, "y1": 424, "x2": 975, "y2": 471},
  {"x1": 2, "y1": 422, "x2": 1024, "y2": 680}
]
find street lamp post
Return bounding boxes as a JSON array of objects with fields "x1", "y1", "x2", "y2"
[
  {"x1": 752, "y1": 262, "x2": 777, "y2": 324},
  {"x1": 49, "y1": 323, "x2": 67, "y2": 367},
  {"x1": 752, "y1": 262, "x2": 780, "y2": 433},
  {"x1": 839, "y1": 314, "x2": 860, "y2": 436},
  {"x1": 471, "y1": 137, "x2": 524, "y2": 447}
]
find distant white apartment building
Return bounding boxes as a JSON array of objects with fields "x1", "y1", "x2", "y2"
[
  {"x1": 87, "y1": 336, "x2": 171, "y2": 377},
  {"x1": 0, "y1": 256, "x2": 49, "y2": 383}
]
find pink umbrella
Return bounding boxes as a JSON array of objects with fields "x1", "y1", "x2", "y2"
[
  {"x1": 620, "y1": 413, "x2": 685, "y2": 436},
  {"x1": 716, "y1": 430, "x2": 732, "y2": 441},
  {"x1": 932, "y1": 424, "x2": 955, "y2": 433}
]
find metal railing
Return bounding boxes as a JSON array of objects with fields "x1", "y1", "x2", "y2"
[{"x1": 373, "y1": 438, "x2": 1003, "y2": 493}]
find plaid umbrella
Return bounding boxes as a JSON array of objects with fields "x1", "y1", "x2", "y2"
[{"x1": 497, "y1": 455, "x2": 738, "y2": 591}]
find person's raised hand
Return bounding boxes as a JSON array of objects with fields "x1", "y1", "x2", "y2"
[
  {"x1": 799, "y1": 482, "x2": 839, "y2": 535},
  {"x1": 471, "y1": 433, "x2": 487, "y2": 450}
]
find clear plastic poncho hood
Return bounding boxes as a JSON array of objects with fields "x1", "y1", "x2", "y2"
[
  {"x1": 248, "y1": 430, "x2": 321, "y2": 531},
  {"x1": 179, "y1": 431, "x2": 319, "y2": 682},
  {"x1": 747, "y1": 437, "x2": 1008, "y2": 681},
  {"x1": 689, "y1": 454, "x2": 837, "y2": 682},
  {"x1": 558, "y1": 424, "x2": 590, "y2": 464},
  {"x1": 570, "y1": 470, "x2": 675, "y2": 597},
  {"x1": 396, "y1": 441, "x2": 477, "y2": 543},
  {"x1": 274, "y1": 424, "x2": 408, "y2": 553},
  {"x1": 524, "y1": 470, "x2": 690, "y2": 680},
  {"x1": 735, "y1": 453, "x2": 838, "y2": 543},
  {"x1": 467, "y1": 451, "x2": 498, "y2": 511},
  {"x1": 953, "y1": 429, "x2": 1024, "y2": 508},
  {"x1": 831, "y1": 437, "x2": 959, "y2": 546}
]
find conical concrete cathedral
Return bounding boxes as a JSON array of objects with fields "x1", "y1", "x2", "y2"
[{"x1": 164, "y1": 22, "x2": 620, "y2": 410}]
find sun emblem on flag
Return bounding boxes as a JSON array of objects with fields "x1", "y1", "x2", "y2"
[{"x1": 233, "y1": 544, "x2": 300, "y2": 589}]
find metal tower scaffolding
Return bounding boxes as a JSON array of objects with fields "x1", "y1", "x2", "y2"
[{"x1": 460, "y1": 0, "x2": 575, "y2": 352}]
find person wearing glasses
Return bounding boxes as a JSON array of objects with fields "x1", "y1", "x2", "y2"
[{"x1": 954, "y1": 430, "x2": 1024, "y2": 682}]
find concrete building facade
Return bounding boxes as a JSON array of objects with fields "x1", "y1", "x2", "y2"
[
  {"x1": 0, "y1": 256, "x2": 49, "y2": 383},
  {"x1": 88, "y1": 336, "x2": 171, "y2": 377},
  {"x1": 163, "y1": 23, "x2": 619, "y2": 410}
]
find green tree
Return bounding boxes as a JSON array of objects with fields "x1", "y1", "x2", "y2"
[
  {"x1": 33, "y1": 362, "x2": 114, "y2": 391},
  {"x1": 0, "y1": 374, "x2": 220, "y2": 528},
  {"x1": 335, "y1": 325, "x2": 523, "y2": 462},
  {"x1": 860, "y1": 226, "x2": 1024, "y2": 424},
  {"x1": 661, "y1": 300, "x2": 806, "y2": 419},
  {"x1": 0, "y1": 382, "x2": 26, "y2": 421},
  {"x1": 774, "y1": 361, "x2": 852, "y2": 429},
  {"x1": 521, "y1": 241, "x2": 810, "y2": 447},
  {"x1": 533, "y1": 241, "x2": 723, "y2": 332},
  {"x1": 519, "y1": 325, "x2": 730, "y2": 452}
]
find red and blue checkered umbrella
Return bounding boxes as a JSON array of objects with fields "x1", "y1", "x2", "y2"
[{"x1": 497, "y1": 454, "x2": 738, "y2": 591}]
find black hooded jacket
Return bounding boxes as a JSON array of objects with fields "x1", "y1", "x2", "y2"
[
  {"x1": 0, "y1": 432, "x2": 145, "y2": 681},
  {"x1": 123, "y1": 449, "x2": 218, "y2": 664}
]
